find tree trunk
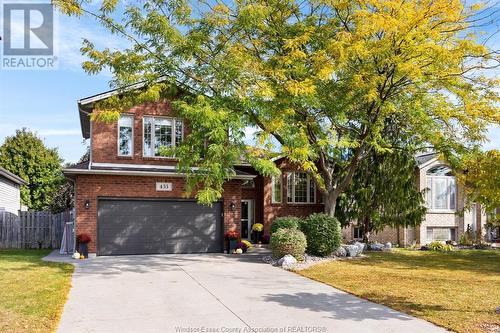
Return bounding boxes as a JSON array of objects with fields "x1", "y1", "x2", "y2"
[
  {"x1": 324, "y1": 190, "x2": 340, "y2": 216},
  {"x1": 362, "y1": 216, "x2": 372, "y2": 243}
]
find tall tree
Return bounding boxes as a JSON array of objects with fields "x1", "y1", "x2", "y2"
[
  {"x1": 336, "y1": 147, "x2": 426, "y2": 242},
  {"x1": 49, "y1": 147, "x2": 91, "y2": 213},
  {"x1": 457, "y1": 149, "x2": 500, "y2": 225},
  {"x1": 0, "y1": 129, "x2": 64, "y2": 211},
  {"x1": 55, "y1": 0, "x2": 500, "y2": 213}
]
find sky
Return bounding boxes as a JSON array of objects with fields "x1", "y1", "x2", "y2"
[{"x1": 0, "y1": 1, "x2": 499, "y2": 164}]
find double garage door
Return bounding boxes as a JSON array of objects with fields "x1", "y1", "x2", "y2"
[{"x1": 97, "y1": 199, "x2": 223, "y2": 256}]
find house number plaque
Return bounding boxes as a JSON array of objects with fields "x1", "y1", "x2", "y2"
[{"x1": 156, "y1": 182, "x2": 173, "y2": 191}]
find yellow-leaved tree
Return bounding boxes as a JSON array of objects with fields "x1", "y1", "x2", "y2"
[{"x1": 55, "y1": 0, "x2": 500, "y2": 214}]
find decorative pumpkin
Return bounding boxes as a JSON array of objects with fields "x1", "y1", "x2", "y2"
[{"x1": 72, "y1": 252, "x2": 80, "y2": 259}]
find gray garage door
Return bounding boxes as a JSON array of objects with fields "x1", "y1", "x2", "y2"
[{"x1": 97, "y1": 199, "x2": 223, "y2": 256}]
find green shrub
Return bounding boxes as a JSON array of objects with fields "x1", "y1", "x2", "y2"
[
  {"x1": 458, "y1": 233, "x2": 473, "y2": 246},
  {"x1": 301, "y1": 213, "x2": 341, "y2": 257},
  {"x1": 270, "y1": 228, "x2": 307, "y2": 261},
  {"x1": 270, "y1": 216, "x2": 301, "y2": 234},
  {"x1": 428, "y1": 241, "x2": 454, "y2": 252}
]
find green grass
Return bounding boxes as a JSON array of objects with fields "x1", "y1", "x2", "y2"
[
  {"x1": 299, "y1": 249, "x2": 500, "y2": 333},
  {"x1": 0, "y1": 250, "x2": 74, "y2": 333}
]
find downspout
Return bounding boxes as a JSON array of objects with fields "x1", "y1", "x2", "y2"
[{"x1": 89, "y1": 120, "x2": 93, "y2": 170}]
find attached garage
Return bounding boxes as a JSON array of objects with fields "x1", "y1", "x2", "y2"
[{"x1": 97, "y1": 198, "x2": 223, "y2": 256}]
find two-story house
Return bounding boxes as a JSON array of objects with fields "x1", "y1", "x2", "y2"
[
  {"x1": 64, "y1": 89, "x2": 323, "y2": 256},
  {"x1": 64, "y1": 88, "x2": 486, "y2": 256}
]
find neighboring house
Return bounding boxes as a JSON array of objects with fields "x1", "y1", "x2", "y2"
[
  {"x1": 342, "y1": 153, "x2": 488, "y2": 246},
  {"x1": 0, "y1": 167, "x2": 27, "y2": 215},
  {"x1": 64, "y1": 89, "x2": 323, "y2": 256}
]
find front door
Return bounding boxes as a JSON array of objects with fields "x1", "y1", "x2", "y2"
[{"x1": 241, "y1": 200, "x2": 254, "y2": 239}]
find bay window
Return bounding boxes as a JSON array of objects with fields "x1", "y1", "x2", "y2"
[
  {"x1": 143, "y1": 117, "x2": 183, "y2": 157},
  {"x1": 287, "y1": 172, "x2": 316, "y2": 204},
  {"x1": 426, "y1": 166, "x2": 456, "y2": 211},
  {"x1": 271, "y1": 176, "x2": 282, "y2": 203},
  {"x1": 118, "y1": 115, "x2": 133, "y2": 156}
]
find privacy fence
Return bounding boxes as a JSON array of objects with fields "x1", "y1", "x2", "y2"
[{"x1": 0, "y1": 210, "x2": 74, "y2": 249}]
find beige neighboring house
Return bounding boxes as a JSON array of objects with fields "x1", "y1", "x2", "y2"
[
  {"x1": 0, "y1": 167, "x2": 27, "y2": 215},
  {"x1": 342, "y1": 153, "x2": 487, "y2": 246}
]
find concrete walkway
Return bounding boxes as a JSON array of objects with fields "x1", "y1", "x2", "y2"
[{"x1": 46, "y1": 251, "x2": 449, "y2": 333}]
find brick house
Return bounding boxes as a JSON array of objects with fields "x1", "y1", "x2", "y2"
[
  {"x1": 342, "y1": 153, "x2": 488, "y2": 246},
  {"x1": 64, "y1": 89, "x2": 487, "y2": 255},
  {"x1": 64, "y1": 90, "x2": 323, "y2": 256}
]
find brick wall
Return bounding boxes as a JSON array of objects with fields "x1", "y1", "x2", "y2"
[
  {"x1": 262, "y1": 159, "x2": 324, "y2": 234},
  {"x1": 417, "y1": 159, "x2": 466, "y2": 244},
  {"x1": 75, "y1": 174, "x2": 241, "y2": 253},
  {"x1": 342, "y1": 225, "x2": 401, "y2": 244},
  {"x1": 241, "y1": 174, "x2": 264, "y2": 224},
  {"x1": 91, "y1": 101, "x2": 188, "y2": 166}
]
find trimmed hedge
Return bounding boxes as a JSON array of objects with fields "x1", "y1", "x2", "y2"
[
  {"x1": 270, "y1": 228, "x2": 307, "y2": 261},
  {"x1": 301, "y1": 213, "x2": 341, "y2": 257},
  {"x1": 270, "y1": 216, "x2": 301, "y2": 234}
]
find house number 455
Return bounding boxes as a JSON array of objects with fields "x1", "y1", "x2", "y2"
[{"x1": 156, "y1": 182, "x2": 173, "y2": 191}]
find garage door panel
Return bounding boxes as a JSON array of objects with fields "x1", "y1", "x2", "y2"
[{"x1": 97, "y1": 199, "x2": 222, "y2": 255}]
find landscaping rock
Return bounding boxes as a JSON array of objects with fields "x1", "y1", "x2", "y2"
[
  {"x1": 278, "y1": 254, "x2": 297, "y2": 270},
  {"x1": 354, "y1": 241, "x2": 366, "y2": 254},
  {"x1": 369, "y1": 242, "x2": 384, "y2": 251},
  {"x1": 335, "y1": 246, "x2": 347, "y2": 257},
  {"x1": 344, "y1": 245, "x2": 360, "y2": 257},
  {"x1": 262, "y1": 255, "x2": 278, "y2": 265}
]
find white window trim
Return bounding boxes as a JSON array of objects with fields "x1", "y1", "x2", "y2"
[
  {"x1": 287, "y1": 172, "x2": 316, "y2": 204},
  {"x1": 271, "y1": 175, "x2": 282, "y2": 204},
  {"x1": 142, "y1": 116, "x2": 184, "y2": 158},
  {"x1": 117, "y1": 114, "x2": 134, "y2": 157},
  {"x1": 426, "y1": 175, "x2": 456, "y2": 212}
]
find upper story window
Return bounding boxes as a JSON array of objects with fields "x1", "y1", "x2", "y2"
[
  {"x1": 118, "y1": 115, "x2": 133, "y2": 156},
  {"x1": 271, "y1": 175, "x2": 282, "y2": 203},
  {"x1": 242, "y1": 180, "x2": 255, "y2": 188},
  {"x1": 287, "y1": 172, "x2": 316, "y2": 204},
  {"x1": 143, "y1": 117, "x2": 184, "y2": 157},
  {"x1": 426, "y1": 165, "x2": 456, "y2": 211}
]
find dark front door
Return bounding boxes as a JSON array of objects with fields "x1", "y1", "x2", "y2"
[
  {"x1": 97, "y1": 199, "x2": 223, "y2": 256},
  {"x1": 240, "y1": 200, "x2": 254, "y2": 239}
]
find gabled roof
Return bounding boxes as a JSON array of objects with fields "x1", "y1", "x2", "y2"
[
  {"x1": 78, "y1": 79, "x2": 191, "y2": 139},
  {"x1": 78, "y1": 86, "x2": 128, "y2": 139},
  {"x1": 0, "y1": 167, "x2": 27, "y2": 185},
  {"x1": 415, "y1": 152, "x2": 437, "y2": 168}
]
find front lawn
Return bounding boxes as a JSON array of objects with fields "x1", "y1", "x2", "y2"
[
  {"x1": 0, "y1": 250, "x2": 74, "y2": 333},
  {"x1": 299, "y1": 249, "x2": 500, "y2": 333}
]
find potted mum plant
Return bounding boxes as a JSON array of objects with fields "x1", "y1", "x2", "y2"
[
  {"x1": 224, "y1": 230, "x2": 240, "y2": 254},
  {"x1": 236, "y1": 241, "x2": 248, "y2": 253},
  {"x1": 251, "y1": 223, "x2": 264, "y2": 243},
  {"x1": 76, "y1": 233, "x2": 91, "y2": 258}
]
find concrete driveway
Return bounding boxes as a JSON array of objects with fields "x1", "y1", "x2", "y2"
[{"x1": 50, "y1": 252, "x2": 448, "y2": 333}]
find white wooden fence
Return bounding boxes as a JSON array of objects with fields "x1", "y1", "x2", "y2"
[{"x1": 0, "y1": 210, "x2": 74, "y2": 249}]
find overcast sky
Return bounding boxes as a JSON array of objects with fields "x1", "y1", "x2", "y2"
[{"x1": 0, "y1": 2, "x2": 498, "y2": 163}]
